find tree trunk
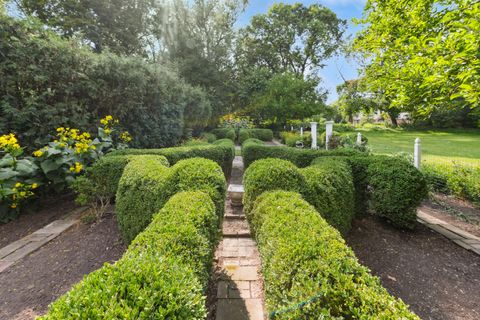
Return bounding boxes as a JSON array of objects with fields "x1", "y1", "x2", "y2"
[{"x1": 389, "y1": 112, "x2": 398, "y2": 127}]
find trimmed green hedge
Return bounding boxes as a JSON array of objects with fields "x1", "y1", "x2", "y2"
[
  {"x1": 107, "y1": 139, "x2": 235, "y2": 177},
  {"x1": 242, "y1": 139, "x2": 363, "y2": 168},
  {"x1": 73, "y1": 155, "x2": 169, "y2": 206},
  {"x1": 249, "y1": 191, "x2": 419, "y2": 320},
  {"x1": 312, "y1": 155, "x2": 428, "y2": 229},
  {"x1": 243, "y1": 158, "x2": 307, "y2": 214},
  {"x1": 211, "y1": 128, "x2": 236, "y2": 142},
  {"x1": 116, "y1": 157, "x2": 226, "y2": 243},
  {"x1": 238, "y1": 128, "x2": 274, "y2": 144},
  {"x1": 40, "y1": 191, "x2": 217, "y2": 319},
  {"x1": 301, "y1": 158, "x2": 355, "y2": 234}
]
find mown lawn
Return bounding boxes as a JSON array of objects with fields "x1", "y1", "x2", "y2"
[{"x1": 358, "y1": 128, "x2": 480, "y2": 165}]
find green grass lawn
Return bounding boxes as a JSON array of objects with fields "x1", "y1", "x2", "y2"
[{"x1": 358, "y1": 128, "x2": 480, "y2": 165}]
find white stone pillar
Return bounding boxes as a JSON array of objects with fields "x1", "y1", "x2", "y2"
[
  {"x1": 310, "y1": 122, "x2": 318, "y2": 149},
  {"x1": 356, "y1": 132, "x2": 362, "y2": 145},
  {"x1": 291, "y1": 126, "x2": 294, "y2": 131},
  {"x1": 414, "y1": 138, "x2": 421, "y2": 169},
  {"x1": 325, "y1": 121, "x2": 334, "y2": 150},
  {"x1": 300, "y1": 127, "x2": 303, "y2": 136}
]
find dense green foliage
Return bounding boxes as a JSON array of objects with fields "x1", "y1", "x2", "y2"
[
  {"x1": 0, "y1": 16, "x2": 211, "y2": 150},
  {"x1": 423, "y1": 162, "x2": 480, "y2": 205},
  {"x1": 301, "y1": 158, "x2": 355, "y2": 234},
  {"x1": 249, "y1": 191, "x2": 419, "y2": 319},
  {"x1": 107, "y1": 139, "x2": 235, "y2": 177},
  {"x1": 237, "y1": 129, "x2": 273, "y2": 144},
  {"x1": 116, "y1": 157, "x2": 226, "y2": 243},
  {"x1": 354, "y1": 0, "x2": 480, "y2": 117},
  {"x1": 243, "y1": 158, "x2": 307, "y2": 214},
  {"x1": 40, "y1": 191, "x2": 218, "y2": 319},
  {"x1": 211, "y1": 128, "x2": 236, "y2": 142},
  {"x1": 241, "y1": 138, "x2": 362, "y2": 168}
]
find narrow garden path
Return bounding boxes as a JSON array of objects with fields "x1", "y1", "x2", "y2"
[{"x1": 210, "y1": 154, "x2": 265, "y2": 320}]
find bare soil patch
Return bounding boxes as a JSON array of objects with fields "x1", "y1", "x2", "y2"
[
  {"x1": 421, "y1": 194, "x2": 480, "y2": 238},
  {"x1": 0, "y1": 213, "x2": 126, "y2": 320},
  {"x1": 0, "y1": 194, "x2": 77, "y2": 248},
  {"x1": 346, "y1": 216, "x2": 480, "y2": 320}
]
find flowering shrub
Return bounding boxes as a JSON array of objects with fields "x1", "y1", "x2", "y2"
[
  {"x1": 0, "y1": 134, "x2": 41, "y2": 222},
  {"x1": 220, "y1": 114, "x2": 254, "y2": 130},
  {"x1": 0, "y1": 116, "x2": 132, "y2": 222}
]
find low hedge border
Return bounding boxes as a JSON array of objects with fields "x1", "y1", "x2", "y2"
[
  {"x1": 40, "y1": 191, "x2": 218, "y2": 319},
  {"x1": 116, "y1": 157, "x2": 226, "y2": 243},
  {"x1": 211, "y1": 128, "x2": 236, "y2": 142},
  {"x1": 249, "y1": 191, "x2": 419, "y2": 319},
  {"x1": 238, "y1": 128, "x2": 274, "y2": 144},
  {"x1": 241, "y1": 138, "x2": 363, "y2": 168},
  {"x1": 243, "y1": 157, "x2": 354, "y2": 233},
  {"x1": 107, "y1": 138, "x2": 235, "y2": 177}
]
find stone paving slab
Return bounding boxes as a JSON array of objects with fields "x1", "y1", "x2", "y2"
[
  {"x1": 418, "y1": 209, "x2": 480, "y2": 256},
  {"x1": 216, "y1": 299, "x2": 264, "y2": 320},
  {"x1": 0, "y1": 207, "x2": 87, "y2": 273}
]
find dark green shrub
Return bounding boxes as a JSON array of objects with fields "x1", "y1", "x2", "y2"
[
  {"x1": 73, "y1": 155, "x2": 169, "y2": 205},
  {"x1": 116, "y1": 157, "x2": 226, "y2": 243},
  {"x1": 211, "y1": 128, "x2": 236, "y2": 141},
  {"x1": 366, "y1": 156, "x2": 428, "y2": 229},
  {"x1": 238, "y1": 128, "x2": 274, "y2": 144},
  {"x1": 301, "y1": 158, "x2": 355, "y2": 234},
  {"x1": 242, "y1": 141, "x2": 362, "y2": 168},
  {"x1": 243, "y1": 158, "x2": 307, "y2": 214},
  {"x1": 40, "y1": 191, "x2": 217, "y2": 319},
  {"x1": 115, "y1": 157, "x2": 172, "y2": 243},
  {"x1": 200, "y1": 132, "x2": 217, "y2": 143},
  {"x1": 108, "y1": 139, "x2": 235, "y2": 177},
  {"x1": 0, "y1": 16, "x2": 211, "y2": 150},
  {"x1": 249, "y1": 191, "x2": 419, "y2": 320}
]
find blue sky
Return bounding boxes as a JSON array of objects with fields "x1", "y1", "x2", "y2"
[{"x1": 236, "y1": 0, "x2": 366, "y2": 103}]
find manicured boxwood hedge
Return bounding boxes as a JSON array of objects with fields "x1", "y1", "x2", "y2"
[
  {"x1": 249, "y1": 191, "x2": 419, "y2": 320},
  {"x1": 107, "y1": 138, "x2": 235, "y2": 177},
  {"x1": 301, "y1": 158, "x2": 355, "y2": 234},
  {"x1": 241, "y1": 138, "x2": 363, "y2": 168},
  {"x1": 40, "y1": 191, "x2": 218, "y2": 319},
  {"x1": 238, "y1": 128, "x2": 274, "y2": 144},
  {"x1": 73, "y1": 155, "x2": 170, "y2": 205},
  {"x1": 116, "y1": 157, "x2": 226, "y2": 243},
  {"x1": 312, "y1": 155, "x2": 428, "y2": 229},
  {"x1": 244, "y1": 157, "x2": 354, "y2": 233},
  {"x1": 211, "y1": 128, "x2": 236, "y2": 141}
]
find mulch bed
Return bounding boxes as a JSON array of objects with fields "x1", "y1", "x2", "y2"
[
  {"x1": 346, "y1": 216, "x2": 480, "y2": 320},
  {"x1": 0, "y1": 194, "x2": 78, "y2": 248},
  {"x1": 0, "y1": 213, "x2": 126, "y2": 320}
]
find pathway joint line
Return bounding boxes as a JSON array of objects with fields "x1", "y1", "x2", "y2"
[{"x1": 0, "y1": 206, "x2": 88, "y2": 273}]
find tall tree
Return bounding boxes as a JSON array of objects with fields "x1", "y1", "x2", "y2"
[
  {"x1": 354, "y1": 0, "x2": 480, "y2": 116},
  {"x1": 236, "y1": 3, "x2": 346, "y2": 77},
  {"x1": 18, "y1": 0, "x2": 156, "y2": 54}
]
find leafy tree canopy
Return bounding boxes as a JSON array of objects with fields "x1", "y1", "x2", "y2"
[{"x1": 354, "y1": 0, "x2": 480, "y2": 115}]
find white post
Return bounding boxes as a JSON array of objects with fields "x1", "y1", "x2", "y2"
[
  {"x1": 310, "y1": 122, "x2": 318, "y2": 149},
  {"x1": 356, "y1": 132, "x2": 362, "y2": 145},
  {"x1": 325, "y1": 121, "x2": 334, "y2": 150},
  {"x1": 291, "y1": 126, "x2": 294, "y2": 131},
  {"x1": 414, "y1": 138, "x2": 421, "y2": 169},
  {"x1": 300, "y1": 127, "x2": 303, "y2": 136}
]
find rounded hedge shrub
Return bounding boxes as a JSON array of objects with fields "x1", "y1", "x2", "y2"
[
  {"x1": 301, "y1": 158, "x2": 355, "y2": 234},
  {"x1": 250, "y1": 190, "x2": 419, "y2": 320},
  {"x1": 115, "y1": 157, "x2": 172, "y2": 243},
  {"x1": 211, "y1": 128, "x2": 236, "y2": 142},
  {"x1": 40, "y1": 191, "x2": 217, "y2": 319},
  {"x1": 243, "y1": 158, "x2": 307, "y2": 214},
  {"x1": 168, "y1": 158, "x2": 226, "y2": 220},
  {"x1": 238, "y1": 128, "x2": 274, "y2": 144},
  {"x1": 367, "y1": 155, "x2": 428, "y2": 229}
]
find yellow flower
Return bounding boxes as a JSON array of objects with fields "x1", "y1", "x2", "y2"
[
  {"x1": 74, "y1": 162, "x2": 83, "y2": 173},
  {"x1": 32, "y1": 183, "x2": 38, "y2": 189},
  {"x1": 120, "y1": 131, "x2": 132, "y2": 143},
  {"x1": 19, "y1": 191, "x2": 26, "y2": 197},
  {"x1": 15, "y1": 182, "x2": 22, "y2": 188},
  {"x1": 10, "y1": 204, "x2": 17, "y2": 209},
  {"x1": 56, "y1": 127, "x2": 65, "y2": 133},
  {"x1": 59, "y1": 143, "x2": 66, "y2": 148},
  {"x1": 104, "y1": 128, "x2": 112, "y2": 135},
  {"x1": 33, "y1": 150, "x2": 44, "y2": 157}
]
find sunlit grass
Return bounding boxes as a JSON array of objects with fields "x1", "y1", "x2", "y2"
[{"x1": 359, "y1": 128, "x2": 480, "y2": 166}]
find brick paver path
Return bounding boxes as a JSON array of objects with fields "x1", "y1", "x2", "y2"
[{"x1": 215, "y1": 155, "x2": 265, "y2": 320}]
